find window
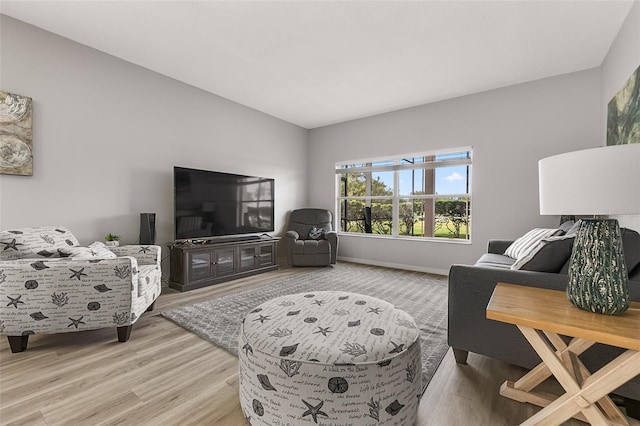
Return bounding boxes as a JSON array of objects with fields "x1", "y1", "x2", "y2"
[{"x1": 336, "y1": 148, "x2": 472, "y2": 241}]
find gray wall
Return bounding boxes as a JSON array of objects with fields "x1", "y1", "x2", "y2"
[
  {"x1": 308, "y1": 70, "x2": 602, "y2": 274},
  {"x1": 2, "y1": 9, "x2": 638, "y2": 276},
  {"x1": 601, "y1": 0, "x2": 640, "y2": 232},
  {"x1": 0, "y1": 16, "x2": 309, "y2": 250}
]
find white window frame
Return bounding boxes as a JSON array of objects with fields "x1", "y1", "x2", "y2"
[{"x1": 335, "y1": 147, "x2": 472, "y2": 243}]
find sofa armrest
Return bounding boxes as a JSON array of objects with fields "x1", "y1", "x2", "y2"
[
  {"x1": 324, "y1": 231, "x2": 338, "y2": 264},
  {"x1": 109, "y1": 245, "x2": 161, "y2": 267},
  {"x1": 285, "y1": 230, "x2": 300, "y2": 240},
  {"x1": 448, "y1": 263, "x2": 640, "y2": 400},
  {"x1": 447, "y1": 264, "x2": 569, "y2": 369},
  {"x1": 487, "y1": 239, "x2": 514, "y2": 254}
]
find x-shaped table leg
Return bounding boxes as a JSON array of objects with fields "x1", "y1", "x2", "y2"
[{"x1": 499, "y1": 325, "x2": 640, "y2": 426}]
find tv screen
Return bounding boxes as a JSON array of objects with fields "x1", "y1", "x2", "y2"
[{"x1": 174, "y1": 167, "x2": 274, "y2": 240}]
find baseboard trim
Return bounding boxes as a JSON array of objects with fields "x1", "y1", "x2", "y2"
[{"x1": 337, "y1": 256, "x2": 449, "y2": 276}]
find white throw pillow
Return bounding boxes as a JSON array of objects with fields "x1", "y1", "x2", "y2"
[{"x1": 504, "y1": 228, "x2": 563, "y2": 260}]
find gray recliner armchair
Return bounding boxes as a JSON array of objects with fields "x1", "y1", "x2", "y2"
[{"x1": 285, "y1": 209, "x2": 338, "y2": 266}]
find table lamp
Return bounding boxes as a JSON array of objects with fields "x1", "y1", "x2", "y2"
[{"x1": 539, "y1": 143, "x2": 640, "y2": 315}]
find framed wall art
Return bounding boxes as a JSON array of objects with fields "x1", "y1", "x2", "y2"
[
  {"x1": 607, "y1": 64, "x2": 640, "y2": 146},
  {"x1": 0, "y1": 90, "x2": 33, "y2": 176}
]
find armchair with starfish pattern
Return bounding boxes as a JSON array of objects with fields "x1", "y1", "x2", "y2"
[{"x1": 0, "y1": 226, "x2": 161, "y2": 352}]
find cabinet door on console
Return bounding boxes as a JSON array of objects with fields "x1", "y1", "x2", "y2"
[
  {"x1": 239, "y1": 246, "x2": 258, "y2": 272},
  {"x1": 188, "y1": 251, "x2": 214, "y2": 282},
  {"x1": 214, "y1": 247, "x2": 238, "y2": 277},
  {"x1": 256, "y1": 243, "x2": 275, "y2": 268}
]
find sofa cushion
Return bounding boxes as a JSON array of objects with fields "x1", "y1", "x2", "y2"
[
  {"x1": 305, "y1": 239, "x2": 331, "y2": 255},
  {"x1": 504, "y1": 228, "x2": 563, "y2": 260},
  {"x1": 0, "y1": 226, "x2": 80, "y2": 260},
  {"x1": 558, "y1": 220, "x2": 575, "y2": 233},
  {"x1": 564, "y1": 220, "x2": 582, "y2": 236},
  {"x1": 511, "y1": 235, "x2": 575, "y2": 272},
  {"x1": 475, "y1": 253, "x2": 516, "y2": 269},
  {"x1": 289, "y1": 209, "x2": 333, "y2": 241},
  {"x1": 621, "y1": 227, "x2": 640, "y2": 274},
  {"x1": 59, "y1": 242, "x2": 117, "y2": 260}
]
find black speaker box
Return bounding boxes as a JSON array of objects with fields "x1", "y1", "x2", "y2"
[{"x1": 139, "y1": 213, "x2": 156, "y2": 245}]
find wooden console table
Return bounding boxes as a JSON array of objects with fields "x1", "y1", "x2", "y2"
[{"x1": 486, "y1": 282, "x2": 640, "y2": 426}]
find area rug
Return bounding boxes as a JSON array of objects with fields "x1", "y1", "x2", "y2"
[{"x1": 161, "y1": 263, "x2": 449, "y2": 395}]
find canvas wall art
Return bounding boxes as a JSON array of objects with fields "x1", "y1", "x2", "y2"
[
  {"x1": 0, "y1": 91, "x2": 33, "y2": 176},
  {"x1": 607, "y1": 64, "x2": 640, "y2": 146}
]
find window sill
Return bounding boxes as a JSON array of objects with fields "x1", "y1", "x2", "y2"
[{"x1": 338, "y1": 232, "x2": 472, "y2": 245}]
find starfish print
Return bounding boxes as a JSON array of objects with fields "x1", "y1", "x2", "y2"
[
  {"x1": 301, "y1": 399, "x2": 328, "y2": 424},
  {"x1": 313, "y1": 299, "x2": 325, "y2": 306},
  {"x1": 313, "y1": 326, "x2": 332, "y2": 337},
  {"x1": 138, "y1": 246, "x2": 151, "y2": 253},
  {"x1": 367, "y1": 307, "x2": 382, "y2": 314},
  {"x1": 68, "y1": 316, "x2": 86, "y2": 328},
  {"x1": 253, "y1": 314, "x2": 270, "y2": 324},
  {"x1": 69, "y1": 268, "x2": 88, "y2": 281},
  {"x1": 1, "y1": 239, "x2": 23, "y2": 251},
  {"x1": 389, "y1": 341, "x2": 405, "y2": 354},
  {"x1": 6, "y1": 295, "x2": 25, "y2": 308}
]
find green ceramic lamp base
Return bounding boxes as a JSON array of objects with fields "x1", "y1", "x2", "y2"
[{"x1": 567, "y1": 218, "x2": 630, "y2": 316}]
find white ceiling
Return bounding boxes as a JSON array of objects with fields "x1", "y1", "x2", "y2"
[{"x1": 0, "y1": 1, "x2": 634, "y2": 129}]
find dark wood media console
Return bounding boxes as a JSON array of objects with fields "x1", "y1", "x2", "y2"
[{"x1": 169, "y1": 237, "x2": 279, "y2": 291}]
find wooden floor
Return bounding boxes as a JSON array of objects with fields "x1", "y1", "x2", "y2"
[{"x1": 1, "y1": 262, "x2": 637, "y2": 426}]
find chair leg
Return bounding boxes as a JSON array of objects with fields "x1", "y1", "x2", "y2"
[
  {"x1": 7, "y1": 335, "x2": 29, "y2": 353},
  {"x1": 146, "y1": 301, "x2": 156, "y2": 312},
  {"x1": 117, "y1": 325, "x2": 133, "y2": 342},
  {"x1": 452, "y1": 347, "x2": 469, "y2": 365}
]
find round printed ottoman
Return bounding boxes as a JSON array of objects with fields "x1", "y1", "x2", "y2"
[{"x1": 238, "y1": 291, "x2": 422, "y2": 426}]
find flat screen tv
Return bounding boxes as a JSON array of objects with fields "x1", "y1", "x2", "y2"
[{"x1": 174, "y1": 167, "x2": 274, "y2": 240}]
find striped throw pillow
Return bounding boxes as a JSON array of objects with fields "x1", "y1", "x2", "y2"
[{"x1": 504, "y1": 228, "x2": 563, "y2": 260}]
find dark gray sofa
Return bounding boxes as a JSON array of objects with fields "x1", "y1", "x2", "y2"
[{"x1": 448, "y1": 227, "x2": 640, "y2": 409}]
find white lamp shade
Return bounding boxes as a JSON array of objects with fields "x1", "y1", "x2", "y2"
[{"x1": 539, "y1": 144, "x2": 640, "y2": 215}]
